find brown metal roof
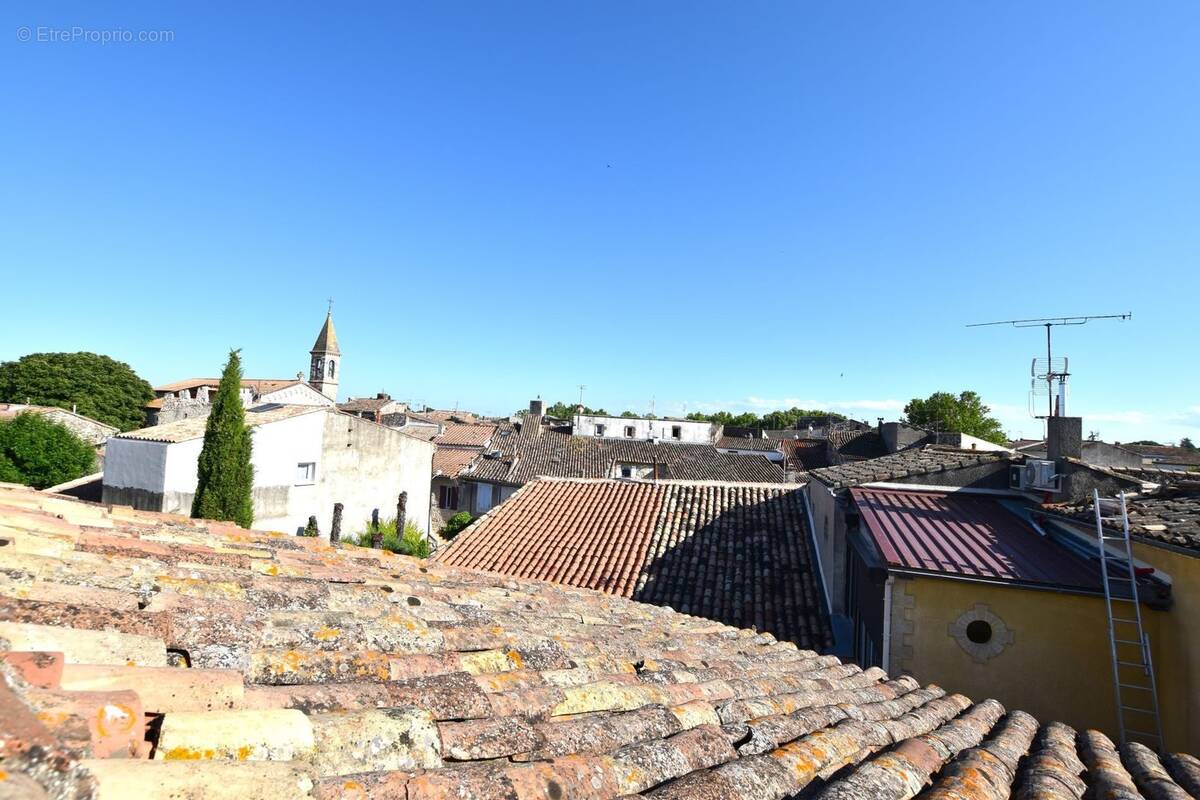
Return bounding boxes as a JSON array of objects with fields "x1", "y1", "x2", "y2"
[{"x1": 852, "y1": 487, "x2": 1101, "y2": 590}]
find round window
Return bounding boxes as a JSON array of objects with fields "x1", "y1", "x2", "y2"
[{"x1": 966, "y1": 620, "x2": 993, "y2": 644}]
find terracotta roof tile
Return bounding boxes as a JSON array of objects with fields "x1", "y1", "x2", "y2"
[
  {"x1": 438, "y1": 478, "x2": 830, "y2": 650},
  {"x1": 1, "y1": 483, "x2": 1197, "y2": 799},
  {"x1": 434, "y1": 424, "x2": 497, "y2": 448}
]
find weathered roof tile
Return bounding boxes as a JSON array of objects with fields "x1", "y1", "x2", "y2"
[{"x1": 2, "y1": 483, "x2": 1198, "y2": 799}]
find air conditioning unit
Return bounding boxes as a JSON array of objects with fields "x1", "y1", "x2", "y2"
[{"x1": 1010, "y1": 458, "x2": 1060, "y2": 492}]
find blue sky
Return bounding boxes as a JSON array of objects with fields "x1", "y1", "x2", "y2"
[{"x1": 2, "y1": 2, "x2": 1197, "y2": 443}]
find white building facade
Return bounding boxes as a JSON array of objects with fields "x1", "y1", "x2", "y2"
[
  {"x1": 103, "y1": 405, "x2": 433, "y2": 537},
  {"x1": 572, "y1": 414, "x2": 718, "y2": 444}
]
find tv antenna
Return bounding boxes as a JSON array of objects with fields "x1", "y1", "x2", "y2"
[
  {"x1": 967, "y1": 313, "x2": 1130, "y2": 420},
  {"x1": 577, "y1": 384, "x2": 586, "y2": 407}
]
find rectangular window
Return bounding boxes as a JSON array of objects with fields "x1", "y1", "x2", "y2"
[
  {"x1": 296, "y1": 462, "x2": 316, "y2": 485},
  {"x1": 671, "y1": 425, "x2": 682, "y2": 439},
  {"x1": 476, "y1": 483, "x2": 493, "y2": 512},
  {"x1": 438, "y1": 485, "x2": 460, "y2": 509},
  {"x1": 595, "y1": 424, "x2": 606, "y2": 437},
  {"x1": 624, "y1": 426, "x2": 636, "y2": 438},
  {"x1": 620, "y1": 466, "x2": 633, "y2": 478}
]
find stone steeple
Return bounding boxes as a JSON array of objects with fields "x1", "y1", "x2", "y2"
[{"x1": 309, "y1": 309, "x2": 340, "y2": 401}]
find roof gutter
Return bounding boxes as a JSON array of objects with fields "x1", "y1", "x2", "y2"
[
  {"x1": 881, "y1": 575, "x2": 895, "y2": 673},
  {"x1": 858, "y1": 481, "x2": 1022, "y2": 497},
  {"x1": 802, "y1": 490, "x2": 833, "y2": 618}
]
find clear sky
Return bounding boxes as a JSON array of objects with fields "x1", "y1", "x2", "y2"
[{"x1": 2, "y1": 2, "x2": 1197, "y2": 443}]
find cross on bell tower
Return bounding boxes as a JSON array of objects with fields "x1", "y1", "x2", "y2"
[{"x1": 309, "y1": 304, "x2": 341, "y2": 401}]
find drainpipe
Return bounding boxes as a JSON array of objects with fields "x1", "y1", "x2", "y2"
[{"x1": 881, "y1": 576, "x2": 895, "y2": 673}]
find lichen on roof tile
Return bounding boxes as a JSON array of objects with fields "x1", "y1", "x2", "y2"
[{"x1": 0, "y1": 482, "x2": 1197, "y2": 799}]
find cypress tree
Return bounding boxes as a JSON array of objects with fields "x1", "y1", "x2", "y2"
[{"x1": 191, "y1": 349, "x2": 254, "y2": 527}]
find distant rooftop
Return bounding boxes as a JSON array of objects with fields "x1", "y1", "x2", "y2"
[{"x1": 116, "y1": 404, "x2": 327, "y2": 443}]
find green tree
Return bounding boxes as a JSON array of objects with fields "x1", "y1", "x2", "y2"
[
  {"x1": 685, "y1": 407, "x2": 847, "y2": 429},
  {"x1": 191, "y1": 350, "x2": 254, "y2": 527},
  {"x1": 543, "y1": 402, "x2": 607, "y2": 419},
  {"x1": 0, "y1": 412, "x2": 96, "y2": 489},
  {"x1": 0, "y1": 352, "x2": 154, "y2": 431},
  {"x1": 903, "y1": 391, "x2": 1007, "y2": 445},
  {"x1": 619, "y1": 410, "x2": 638, "y2": 418},
  {"x1": 1181, "y1": 437, "x2": 1196, "y2": 450}
]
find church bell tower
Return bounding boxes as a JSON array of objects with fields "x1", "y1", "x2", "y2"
[{"x1": 309, "y1": 306, "x2": 341, "y2": 401}]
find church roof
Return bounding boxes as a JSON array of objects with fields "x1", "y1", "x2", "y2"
[{"x1": 310, "y1": 312, "x2": 340, "y2": 356}]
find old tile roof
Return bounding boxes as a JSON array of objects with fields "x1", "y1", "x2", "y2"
[
  {"x1": 434, "y1": 424, "x2": 497, "y2": 449},
  {"x1": 115, "y1": 404, "x2": 328, "y2": 444},
  {"x1": 715, "y1": 436, "x2": 781, "y2": 452},
  {"x1": 438, "y1": 478, "x2": 830, "y2": 650},
  {"x1": 310, "y1": 312, "x2": 340, "y2": 355},
  {"x1": 155, "y1": 378, "x2": 305, "y2": 395},
  {"x1": 828, "y1": 428, "x2": 888, "y2": 461},
  {"x1": 851, "y1": 487, "x2": 1102, "y2": 590},
  {"x1": 337, "y1": 396, "x2": 401, "y2": 413},
  {"x1": 420, "y1": 410, "x2": 485, "y2": 424},
  {"x1": 808, "y1": 446, "x2": 1012, "y2": 490},
  {"x1": 1126, "y1": 444, "x2": 1200, "y2": 467},
  {"x1": 778, "y1": 438, "x2": 830, "y2": 471},
  {"x1": 432, "y1": 448, "x2": 482, "y2": 478},
  {"x1": 466, "y1": 415, "x2": 787, "y2": 486},
  {"x1": 2, "y1": 484, "x2": 1197, "y2": 799},
  {"x1": 1048, "y1": 487, "x2": 1200, "y2": 553}
]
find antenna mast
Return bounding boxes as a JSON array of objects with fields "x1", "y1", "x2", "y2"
[{"x1": 967, "y1": 313, "x2": 1130, "y2": 420}]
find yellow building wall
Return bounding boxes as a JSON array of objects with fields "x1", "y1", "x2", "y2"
[
  {"x1": 897, "y1": 572, "x2": 1193, "y2": 753},
  {"x1": 1132, "y1": 541, "x2": 1200, "y2": 753}
]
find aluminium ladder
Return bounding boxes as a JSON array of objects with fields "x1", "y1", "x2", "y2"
[{"x1": 1093, "y1": 488, "x2": 1164, "y2": 748}]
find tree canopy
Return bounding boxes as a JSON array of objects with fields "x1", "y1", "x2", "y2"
[
  {"x1": 0, "y1": 412, "x2": 96, "y2": 489},
  {"x1": 685, "y1": 407, "x2": 848, "y2": 429},
  {"x1": 903, "y1": 391, "x2": 1007, "y2": 445},
  {"x1": 0, "y1": 352, "x2": 154, "y2": 431},
  {"x1": 192, "y1": 350, "x2": 255, "y2": 528},
  {"x1": 543, "y1": 402, "x2": 607, "y2": 419},
  {"x1": 1180, "y1": 437, "x2": 1196, "y2": 450}
]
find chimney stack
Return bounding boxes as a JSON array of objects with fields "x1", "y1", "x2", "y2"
[
  {"x1": 1047, "y1": 416, "x2": 1083, "y2": 463},
  {"x1": 529, "y1": 399, "x2": 544, "y2": 416},
  {"x1": 877, "y1": 417, "x2": 884, "y2": 436}
]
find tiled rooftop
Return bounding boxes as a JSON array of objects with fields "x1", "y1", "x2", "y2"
[
  {"x1": 438, "y1": 478, "x2": 831, "y2": 650},
  {"x1": 715, "y1": 436, "x2": 781, "y2": 452},
  {"x1": 434, "y1": 424, "x2": 498, "y2": 449},
  {"x1": 432, "y1": 447, "x2": 482, "y2": 478},
  {"x1": 1049, "y1": 487, "x2": 1200, "y2": 553},
  {"x1": 337, "y1": 396, "x2": 402, "y2": 413},
  {"x1": 466, "y1": 414, "x2": 788, "y2": 485},
  {"x1": 115, "y1": 404, "x2": 327, "y2": 443},
  {"x1": 155, "y1": 378, "x2": 305, "y2": 395},
  {"x1": 1124, "y1": 444, "x2": 1200, "y2": 467},
  {"x1": 828, "y1": 428, "x2": 889, "y2": 461},
  {"x1": 2, "y1": 483, "x2": 1199, "y2": 797},
  {"x1": 807, "y1": 446, "x2": 1012, "y2": 490}
]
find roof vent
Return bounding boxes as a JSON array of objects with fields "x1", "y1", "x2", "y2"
[{"x1": 483, "y1": 449, "x2": 502, "y2": 459}]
